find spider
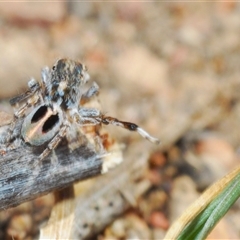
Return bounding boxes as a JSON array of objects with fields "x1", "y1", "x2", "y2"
[{"x1": 1, "y1": 58, "x2": 159, "y2": 161}]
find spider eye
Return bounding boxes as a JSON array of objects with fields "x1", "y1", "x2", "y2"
[
  {"x1": 42, "y1": 114, "x2": 59, "y2": 133},
  {"x1": 31, "y1": 106, "x2": 48, "y2": 123},
  {"x1": 52, "y1": 65, "x2": 56, "y2": 70}
]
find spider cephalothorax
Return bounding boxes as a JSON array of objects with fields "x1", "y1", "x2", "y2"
[
  {"x1": 1, "y1": 58, "x2": 159, "y2": 161},
  {"x1": 46, "y1": 58, "x2": 89, "y2": 109}
]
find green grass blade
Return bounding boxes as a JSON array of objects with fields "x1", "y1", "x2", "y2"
[{"x1": 177, "y1": 172, "x2": 240, "y2": 240}]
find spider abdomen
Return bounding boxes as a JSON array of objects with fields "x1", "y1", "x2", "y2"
[{"x1": 21, "y1": 104, "x2": 63, "y2": 146}]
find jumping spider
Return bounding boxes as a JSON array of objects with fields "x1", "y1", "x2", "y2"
[{"x1": 1, "y1": 58, "x2": 159, "y2": 160}]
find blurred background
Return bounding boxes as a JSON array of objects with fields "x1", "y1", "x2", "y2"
[{"x1": 0, "y1": 2, "x2": 240, "y2": 239}]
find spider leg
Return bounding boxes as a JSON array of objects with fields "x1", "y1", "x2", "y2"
[
  {"x1": 0, "y1": 79, "x2": 44, "y2": 154},
  {"x1": 73, "y1": 107, "x2": 101, "y2": 126},
  {"x1": 101, "y1": 116, "x2": 160, "y2": 144},
  {"x1": 81, "y1": 82, "x2": 99, "y2": 105},
  {"x1": 9, "y1": 78, "x2": 41, "y2": 106},
  {"x1": 4, "y1": 89, "x2": 43, "y2": 144},
  {"x1": 38, "y1": 124, "x2": 68, "y2": 161},
  {"x1": 75, "y1": 108, "x2": 160, "y2": 144},
  {"x1": 40, "y1": 67, "x2": 51, "y2": 96}
]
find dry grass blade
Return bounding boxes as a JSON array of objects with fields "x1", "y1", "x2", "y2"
[
  {"x1": 40, "y1": 186, "x2": 75, "y2": 239},
  {"x1": 164, "y1": 165, "x2": 240, "y2": 240}
]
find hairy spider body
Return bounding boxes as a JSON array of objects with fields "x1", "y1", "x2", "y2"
[{"x1": 1, "y1": 58, "x2": 159, "y2": 160}]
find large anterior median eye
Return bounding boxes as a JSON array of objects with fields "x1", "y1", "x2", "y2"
[{"x1": 42, "y1": 114, "x2": 59, "y2": 133}]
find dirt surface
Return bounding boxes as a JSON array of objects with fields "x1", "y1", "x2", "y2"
[{"x1": 0, "y1": 2, "x2": 240, "y2": 239}]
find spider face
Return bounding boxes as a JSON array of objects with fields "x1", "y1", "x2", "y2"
[{"x1": 46, "y1": 58, "x2": 89, "y2": 109}]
